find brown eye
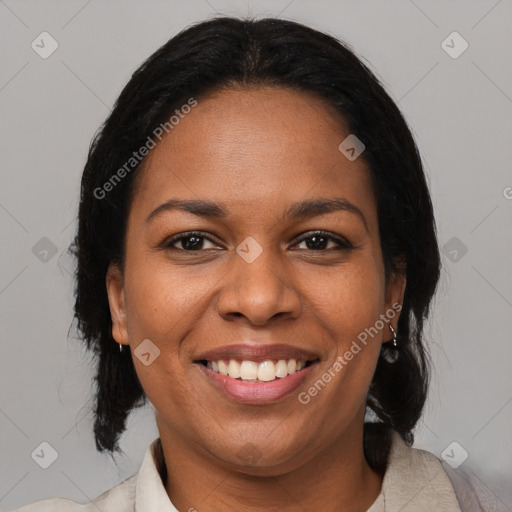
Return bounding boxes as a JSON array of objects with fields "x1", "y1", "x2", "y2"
[
  {"x1": 164, "y1": 232, "x2": 219, "y2": 251},
  {"x1": 294, "y1": 231, "x2": 353, "y2": 251}
]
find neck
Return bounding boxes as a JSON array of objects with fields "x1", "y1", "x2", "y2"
[{"x1": 157, "y1": 416, "x2": 384, "y2": 512}]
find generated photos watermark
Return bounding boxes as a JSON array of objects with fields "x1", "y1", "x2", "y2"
[
  {"x1": 298, "y1": 302, "x2": 402, "y2": 404},
  {"x1": 93, "y1": 97, "x2": 198, "y2": 200}
]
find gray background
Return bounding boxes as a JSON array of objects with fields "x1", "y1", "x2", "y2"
[{"x1": 1, "y1": 0, "x2": 511, "y2": 509}]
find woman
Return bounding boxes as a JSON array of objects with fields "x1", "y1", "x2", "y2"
[{"x1": 14, "y1": 16, "x2": 495, "y2": 512}]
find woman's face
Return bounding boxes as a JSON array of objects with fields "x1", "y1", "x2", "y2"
[{"x1": 107, "y1": 87, "x2": 405, "y2": 474}]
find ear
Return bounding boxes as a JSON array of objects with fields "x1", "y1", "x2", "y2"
[
  {"x1": 384, "y1": 268, "x2": 406, "y2": 329},
  {"x1": 106, "y1": 263, "x2": 129, "y2": 347}
]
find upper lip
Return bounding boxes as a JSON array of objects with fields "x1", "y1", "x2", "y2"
[{"x1": 195, "y1": 343, "x2": 321, "y2": 363}]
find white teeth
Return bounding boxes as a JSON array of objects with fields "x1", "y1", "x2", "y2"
[
  {"x1": 227, "y1": 359, "x2": 241, "y2": 379},
  {"x1": 207, "y1": 358, "x2": 312, "y2": 381},
  {"x1": 257, "y1": 360, "x2": 276, "y2": 382},
  {"x1": 218, "y1": 360, "x2": 228, "y2": 376},
  {"x1": 240, "y1": 360, "x2": 258, "y2": 380},
  {"x1": 275, "y1": 359, "x2": 288, "y2": 378}
]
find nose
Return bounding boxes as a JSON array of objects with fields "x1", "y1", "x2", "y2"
[{"x1": 216, "y1": 246, "x2": 302, "y2": 326}]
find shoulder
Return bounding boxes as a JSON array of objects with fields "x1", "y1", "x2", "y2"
[
  {"x1": 10, "y1": 472, "x2": 137, "y2": 512},
  {"x1": 378, "y1": 431, "x2": 462, "y2": 511},
  {"x1": 384, "y1": 432, "x2": 508, "y2": 512}
]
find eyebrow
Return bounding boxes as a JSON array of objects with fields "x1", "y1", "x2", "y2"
[{"x1": 145, "y1": 197, "x2": 368, "y2": 232}]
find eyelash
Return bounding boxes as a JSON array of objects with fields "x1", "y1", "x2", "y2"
[{"x1": 163, "y1": 230, "x2": 353, "y2": 252}]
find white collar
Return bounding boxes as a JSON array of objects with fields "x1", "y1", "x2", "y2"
[
  {"x1": 135, "y1": 438, "x2": 178, "y2": 511},
  {"x1": 133, "y1": 433, "x2": 461, "y2": 511}
]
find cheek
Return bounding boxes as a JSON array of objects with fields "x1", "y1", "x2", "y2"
[
  {"x1": 123, "y1": 256, "x2": 211, "y2": 342},
  {"x1": 303, "y1": 257, "x2": 385, "y2": 402},
  {"x1": 121, "y1": 257, "x2": 201, "y2": 411},
  {"x1": 305, "y1": 260, "x2": 385, "y2": 341},
  {"x1": 306, "y1": 267, "x2": 385, "y2": 420}
]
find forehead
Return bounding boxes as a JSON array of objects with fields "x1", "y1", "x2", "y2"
[{"x1": 131, "y1": 86, "x2": 375, "y2": 223}]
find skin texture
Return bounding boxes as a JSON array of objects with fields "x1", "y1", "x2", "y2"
[{"x1": 106, "y1": 86, "x2": 406, "y2": 512}]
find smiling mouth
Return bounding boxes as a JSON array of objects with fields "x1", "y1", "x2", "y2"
[{"x1": 196, "y1": 358, "x2": 320, "y2": 383}]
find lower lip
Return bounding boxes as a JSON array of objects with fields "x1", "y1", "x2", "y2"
[{"x1": 197, "y1": 363, "x2": 317, "y2": 404}]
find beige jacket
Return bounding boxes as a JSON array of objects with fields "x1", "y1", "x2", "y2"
[{"x1": 11, "y1": 432, "x2": 504, "y2": 511}]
